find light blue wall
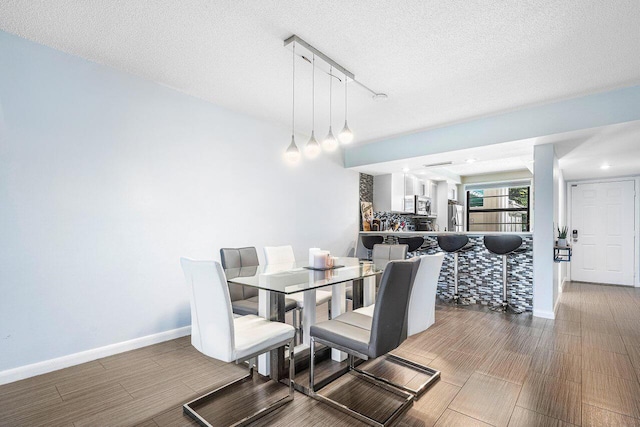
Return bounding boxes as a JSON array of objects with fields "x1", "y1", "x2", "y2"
[
  {"x1": 345, "y1": 85, "x2": 640, "y2": 168},
  {"x1": 0, "y1": 31, "x2": 360, "y2": 372}
]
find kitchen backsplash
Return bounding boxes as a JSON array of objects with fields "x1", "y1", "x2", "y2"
[{"x1": 372, "y1": 211, "x2": 417, "y2": 231}]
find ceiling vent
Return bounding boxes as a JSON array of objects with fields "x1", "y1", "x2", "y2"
[{"x1": 422, "y1": 161, "x2": 453, "y2": 168}]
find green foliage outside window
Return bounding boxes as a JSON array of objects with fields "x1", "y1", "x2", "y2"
[
  {"x1": 508, "y1": 187, "x2": 529, "y2": 207},
  {"x1": 469, "y1": 190, "x2": 484, "y2": 207}
]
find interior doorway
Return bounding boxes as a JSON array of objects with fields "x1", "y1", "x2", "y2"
[{"x1": 570, "y1": 180, "x2": 636, "y2": 286}]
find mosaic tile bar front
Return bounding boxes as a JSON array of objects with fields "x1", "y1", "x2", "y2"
[{"x1": 382, "y1": 234, "x2": 533, "y2": 312}]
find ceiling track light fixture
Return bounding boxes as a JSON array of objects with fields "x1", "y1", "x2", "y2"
[{"x1": 283, "y1": 34, "x2": 385, "y2": 162}]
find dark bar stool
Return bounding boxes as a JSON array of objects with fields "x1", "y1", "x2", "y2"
[
  {"x1": 397, "y1": 236, "x2": 425, "y2": 257},
  {"x1": 484, "y1": 235, "x2": 524, "y2": 314},
  {"x1": 437, "y1": 235, "x2": 472, "y2": 305},
  {"x1": 361, "y1": 235, "x2": 384, "y2": 260}
]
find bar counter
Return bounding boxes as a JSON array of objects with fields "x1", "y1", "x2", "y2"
[{"x1": 358, "y1": 231, "x2": 533, "y2": 312}]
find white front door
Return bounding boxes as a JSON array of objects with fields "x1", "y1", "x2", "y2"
[{"x1": 570, "y1": 181, "x2": 635, "y2": 285}]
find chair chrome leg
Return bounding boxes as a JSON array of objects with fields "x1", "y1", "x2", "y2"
[
  {"x1": 354, "y1": 353, "x2": 441, "y2": 399},
  {"x1": 309, "y1": 337, "x2": 316, "y2": 393},
  {"x1": 288, "y1": 338, "x2": 295, "y2": 398},
  {"x1": 183, "y1": 342, "x2": 295, "y2": 427}
]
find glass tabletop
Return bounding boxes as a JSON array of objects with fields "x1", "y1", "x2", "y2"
[{"x1": 225, "y1": 257, "x2": 382, "y2": 294}]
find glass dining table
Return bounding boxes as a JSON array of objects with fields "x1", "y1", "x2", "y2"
[{"x1": 225, "y1": 257, "x2": 382, "y2": 380}]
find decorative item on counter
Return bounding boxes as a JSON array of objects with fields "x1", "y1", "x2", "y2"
[
  {"x1": 557, "y1": 226, "x2": 568, "y2": 247},
  {"x1": 371, "y1": 219, "x2": 381, "y2": 231},
  {"x1": 361, "y1": 201, "x2": 373, "y2": 231}
]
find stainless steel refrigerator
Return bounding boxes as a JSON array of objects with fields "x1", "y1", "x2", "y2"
[{"x1": 447, "y1": 203, "x2": 464, "y2": 232}]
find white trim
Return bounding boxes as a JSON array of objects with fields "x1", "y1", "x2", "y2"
[
  {"x1": 0, "y1": 326, "x2": 191, "y2": 385},
  {"x1": 533, "y1": 309, "x2": 555, "y2": 319},
  {"x1": 559, "y1": 277, "x2": 568, "y2": 293}
]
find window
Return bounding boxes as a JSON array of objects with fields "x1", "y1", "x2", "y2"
[{"x1": 466, "y1": 185, "x2": 530, "y2": 232}]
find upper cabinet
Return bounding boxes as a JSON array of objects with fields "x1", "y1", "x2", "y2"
[
  {"x1": 447, "y1": 183, "x2": 458, "y2": 201},
  {"x1": 374, "y1": 173, "x2": 406, "y2": 212},
  {"x1": 374, "y1": 173, "x2": 435, "y2": 212}
]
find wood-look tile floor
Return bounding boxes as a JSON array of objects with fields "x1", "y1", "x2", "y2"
[{"x1": 2, "y1": 281, "x2": 640, "y2": 426}]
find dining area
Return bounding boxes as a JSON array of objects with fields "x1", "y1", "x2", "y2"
[{"x1": 180, "y1": 243, "x2": 445, "y2": 426}]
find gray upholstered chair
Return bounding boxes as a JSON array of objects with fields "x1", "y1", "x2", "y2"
[
  {"x1": 309, "y1": 257, "x2": 426, "y2": 426},
  {"x1": 354, "y1": 253, "x2": 445, "y2": 336},
  {"x1": 220, "y1": 247, "x2": 298, "y2": 317},
  {"x1": 345, "y1": 243, "x2": 408, "y2": 309},
  {"x1": 180, "y1": 258, "x2": 296, "y2": 426}
]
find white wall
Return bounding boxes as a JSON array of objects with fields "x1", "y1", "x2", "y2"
[
  {"x1": 0, "y1": 32, "x2": 359, "y2": 374},
  {"x1": 556, "y1": 166, "x2": 567, "y2": 295},
  {"x1": 532, "y1": 144, "x2": 556, "y2": 318}
]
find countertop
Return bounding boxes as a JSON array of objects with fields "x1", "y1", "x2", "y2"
[{"x1": 360, "y1": 231, "x2": 533, "y2": 236}]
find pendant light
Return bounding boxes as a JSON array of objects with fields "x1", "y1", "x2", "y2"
[
  {"x1": 338, "y1": 72, "x2": 354, "y2": 144},
  {"x1": 322, "y1": 66, "x2": 338, "y2": 152},
  {"x1": 285, "y1": 42, "x2": 300, "y2": 163},
  {"x1": 305, "y1": 54, "x2": 321, "y2": 158}
]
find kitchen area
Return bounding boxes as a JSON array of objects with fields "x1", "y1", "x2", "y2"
[{"x1": 357, "y1": 165, "x2": 533, "y2": 312}]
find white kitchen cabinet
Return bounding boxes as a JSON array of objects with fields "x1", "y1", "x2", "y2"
[
  {"x1": 374, "y1": 173, "x2": 438, "y2": 212},
  {"x1": 430, "y1": 181, "x2": 438, "y2": 213},
  {"x1": 448, "y1": 183, "x2": 458, "y2": 201},
  {"x1": 374, "y1": 173, "x2": 408, "y2": 212}
]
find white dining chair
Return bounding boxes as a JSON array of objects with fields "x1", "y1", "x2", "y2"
[
  {"x1": 354, "y1": 253, "x2": 445, "y2": 336},
  {"x1": 180, "y1": 258, "x2": 296, "y2": 426},
  {"x1": 264, "y1": 245, "x2": 333, "y2": 344}
]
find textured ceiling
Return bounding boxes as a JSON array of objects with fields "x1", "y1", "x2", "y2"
[{"x1": 1, "y1": 0, "x2": 640, "y2": 145}]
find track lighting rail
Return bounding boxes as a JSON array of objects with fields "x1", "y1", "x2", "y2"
[{"x1": 283, "y1": 35, "x2": 387, "y2": 100}]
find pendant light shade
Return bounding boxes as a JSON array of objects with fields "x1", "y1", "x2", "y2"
[
  {"x1": 338, "y1": 74, "x2": 354, "y2": 144},
  {"x1": 305, "y1": 54, "x2": 321, "y2": 158},
  {"x1": 339, "y1": 121, "x2": 353, "y2": 144},
  {"x1": 305, "y1": 131, "x2": 321, "y2": 158},
  {"x1": 285, "y1": 41, "x2": 300, "y2": 163},
  {"x1": 323, "y1": 128, "x2": 338, "y2": 152},
  {"x1": 285, "y1": 135, "x2": 301, "y2": 163},
  {"x1": 322, "y1": 66, "x2": 338, "y2": 152}
]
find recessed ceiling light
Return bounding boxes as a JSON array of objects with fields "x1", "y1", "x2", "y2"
[
  {"x1": 601, "y1": 163, "x2": 611, "y2": 170},
  {"x1": 465, "y1": 158, "x2": 477, "y2": 164},
  {"x1": 402, "y1": 167, "x2": 410, "y2": 173}
]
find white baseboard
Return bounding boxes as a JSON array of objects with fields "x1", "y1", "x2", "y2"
[
  {"x1": 533, "y1": 309, "x2": 555, "y2": 319},
  {"x1": 560, "y1": 277, "x2": 568, "y2": 292},
  {"x1": 0, "y1": 326, "x2": 191, "y2": 386}
]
